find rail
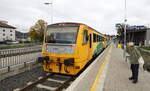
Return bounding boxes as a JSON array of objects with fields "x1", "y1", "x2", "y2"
[
  {"x1": 0, "y1": 46, "x2": 42, "y2": 69},
  {"x1": 14, "y1": 73, "x2": 73, "y2": 91}
]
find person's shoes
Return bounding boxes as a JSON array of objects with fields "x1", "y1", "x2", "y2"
[
  {"x1": 132, "y1": 80, "x2": 138, "y2": 84},
  {"x1": 129, "y1": 77, "x2": 134, "y2": 80}
]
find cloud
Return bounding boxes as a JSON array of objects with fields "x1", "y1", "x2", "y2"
[{"x1": 0, "y1": 0, "x2": 149, "y2": 34}]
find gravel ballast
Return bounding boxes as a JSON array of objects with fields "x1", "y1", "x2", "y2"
[{"x1": 0, "y1": 67, "x2": 46, "y2": 91}]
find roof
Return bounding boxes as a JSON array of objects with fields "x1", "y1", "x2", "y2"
[
  {"x1": 0, "y1": 22, "x2": 16, "y2": 29},
  {"x1": 48, "y1": 22, "x2": 82, "y2": 27}
]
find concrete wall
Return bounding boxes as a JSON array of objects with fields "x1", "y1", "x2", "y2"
[
  {"x1": 0, "y1": 27, "x2": 16, "y2": 41},
  {"x1": 0, "y1": 60, "x2": 41, "y2": 81},
  {"x1": 146, "y1": 29, "x2": 150, "y2": 46}
]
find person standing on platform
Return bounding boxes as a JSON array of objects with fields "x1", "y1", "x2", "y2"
[{"x1": 126, "y1": 42, "x2": 141, "y2": 84}]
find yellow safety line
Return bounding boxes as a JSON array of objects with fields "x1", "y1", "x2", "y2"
[{"x1": 90, "y1": 46, "x2": 112, "y2": 91}]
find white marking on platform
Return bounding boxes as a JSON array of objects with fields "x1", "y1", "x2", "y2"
[
  {"x1": 36, "y1": 84, "x2": 56, "y2": 90},
  {"x1": 47, "y1": 78, "x2": 64, "y2": 83},
  {"x1": 27, "y1": 82, "x2": 33, "y2": 85},
  {"x1": 13, "y1": 88, "x2": 20, "y2": 91},
  {"x1": 38, "y1": 76, "x2": 43, "y2": 79},
  {"x1": 46, "y1": 73, "x2": 50, "y2": 76}
]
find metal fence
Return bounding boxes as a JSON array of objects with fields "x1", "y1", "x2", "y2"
[{"x1": 0, "y1": 46, "x2": 42, "y2": 69}]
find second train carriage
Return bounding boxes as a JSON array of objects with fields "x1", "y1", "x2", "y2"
[{"x1": 38, "y1": 22, "x2": 108, "y2": 75}]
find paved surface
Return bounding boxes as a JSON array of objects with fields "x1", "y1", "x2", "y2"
[
  {"x1": 95, "y1": 44, "x2": 150, "y2": 91},
  {"x1": 66, "y1": 45, "x2": 111, "y2": 91}
]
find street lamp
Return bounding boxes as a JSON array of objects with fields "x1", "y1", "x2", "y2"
[
  {"x1": 124, "y1": 0, "x2": 127, "y2": 61},
  {"x1": 44, "y1": 2, "x2": 53, "y2": 24}
]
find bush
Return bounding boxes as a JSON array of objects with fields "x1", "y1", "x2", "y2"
[{"x1": 138, "y1": 47, "x2": 150, "y2": 72}]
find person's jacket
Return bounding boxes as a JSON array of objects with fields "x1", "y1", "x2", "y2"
[{"x1": 126, "y1": 46, "x2": 141, "y2": 64}]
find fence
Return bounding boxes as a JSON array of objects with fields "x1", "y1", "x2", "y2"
[{"x1": 0, "y1": 46, "x2": 42, "y2": 69}]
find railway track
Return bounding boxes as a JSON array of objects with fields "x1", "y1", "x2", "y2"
[{"x1": 13, "y1": 73, "x2": 73, "y2": 91}]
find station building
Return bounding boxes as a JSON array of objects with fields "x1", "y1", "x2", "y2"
[
  {"x1": 116, "y1": 23, "x2": 150, "y2": 46},
  {"x1": 0, "y1": 21, "x2": 16, "y2": 41},
  {"x1": 126, "y1": 26, "x2": 150, "y2": 46}
]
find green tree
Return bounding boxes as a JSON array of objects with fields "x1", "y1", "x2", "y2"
[
  {"x1": 115, "y1": 23, "x2": 129, "y2": 43},
  {"x1": 29, "y1": 19, "x2": 47, "y2": 42}
]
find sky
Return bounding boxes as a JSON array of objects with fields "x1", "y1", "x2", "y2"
[{"x1": 0, "y1": 0, "x2": 150, "y2": 35}]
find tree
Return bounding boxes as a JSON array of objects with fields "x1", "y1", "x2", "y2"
[
  {"x1": 115, "y1": 23, "x2": 129, "y2": 43},
  {"x1": 29, "y1": 19, "x2": 47, "y2": 42}
]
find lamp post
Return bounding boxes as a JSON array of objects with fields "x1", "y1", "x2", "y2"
[
  {"x1": 44, "y1": 2, "x2": 53, "y2": 24},
  {"x1": 124, "y1": 0, "x2": 127, "y2": 61}
]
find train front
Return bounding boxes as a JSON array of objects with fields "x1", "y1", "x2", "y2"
[{"x1": 38, "y1": 23, "x2": 79, "y2": 75}]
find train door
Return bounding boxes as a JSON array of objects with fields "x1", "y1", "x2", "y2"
[
  {"x1": 81, "y1": 30, "x2": 89, "y2": 61},
  {"x1": 82, "y1": 29, "x2": 92, "y2": 62},
  {"x1": 88, "y1": 34, "x2": 93, "y2": 59},
  {"x1": 89, "y1": 34, "x2": 92, "y2": 48}
]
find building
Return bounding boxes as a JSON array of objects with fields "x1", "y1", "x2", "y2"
[
  {"x1": 116, "y1": 23, "x2": 150, "y2": 46},
  {"x1": 0, "y1": 21, "x2": 16, "y2": 41},
  {"x1": 16, "y1": 31, "x2": 29, "y2": 40},
  {"x1": 126, "y1": 26, "x2": 150, "y2": 46}
]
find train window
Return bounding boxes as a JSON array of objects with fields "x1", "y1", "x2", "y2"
[
  {"x1": 93, "y1": 33, "x2": 96, "y2": 42},
  {"x1": 46, "y1": 26, "x2": 78, "y2": 44},
  {"x1": 99, "y1": 37, "x2": 101, "y2": 42},
  {"x1": 96, "y1": 35, "x2": 99, "y2": 42},
  {"x1": 97, "y1": 36, "x2": 99, "y2": 42},
  {"x1": 100, "y1": 37, "x2": 103, "y2": 42},
  {"x1": 83, "y1": 30, "x2": 88, "y2": 45},
  {"x1": 98, "y1": 36, "x2": 100, "y2": 42},
  {"x1": 96, "y1": 34, "x2": 98, "y2": 42}
]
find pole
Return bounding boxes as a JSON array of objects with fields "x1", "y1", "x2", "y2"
[
  {"x1": 51, "y1": 3, "x2": 53, "y2": 24},
  {"x1": 44, "y1": 2, "x2": 53, "y2": 44},
  {"x1": 124, "y1": 0, "x2": 127, "y2": 61},
  {"x1": 44, "y1": 2, "x2": 53, "y2": 24}
]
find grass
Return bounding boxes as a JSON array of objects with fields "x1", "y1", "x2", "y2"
[
  {"x1": 137, "y1": 46, "x2": 150, "y2": 72},
  {"x1": 139, "y1": 46, "x2": 150, "y2": 50}
]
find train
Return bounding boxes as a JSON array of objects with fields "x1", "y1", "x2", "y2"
[{"x1": 38, "y1": 22, "x2": 109, "y2": 75}]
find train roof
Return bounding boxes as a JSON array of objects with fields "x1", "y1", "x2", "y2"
[{"x1": 47, "y1": 22, "x2": 107, "y2": 38}]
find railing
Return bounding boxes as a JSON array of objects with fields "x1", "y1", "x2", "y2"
[{"x1": 0, "y1": 46, "x2": 42, "y2": 69}]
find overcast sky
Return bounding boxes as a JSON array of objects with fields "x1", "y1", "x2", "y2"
[{"x1": 0, "y1": 0, "x2": 150, "y2": 34}]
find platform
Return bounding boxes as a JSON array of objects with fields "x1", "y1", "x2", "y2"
[
  {"x1": 67, "y1": 43, "x2": 150, "y2": 91},
  {"x1": 93, "y1": 44, "x2": 150, "y2": 91}
]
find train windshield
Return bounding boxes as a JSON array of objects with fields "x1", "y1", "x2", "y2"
[{"x1": 45, "y1": 26, "x2": 78, "y2": 44}]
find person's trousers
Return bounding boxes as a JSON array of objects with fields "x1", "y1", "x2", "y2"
[{"x1": 130, "y1": 64, "x2": 139, "y2": 81}]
